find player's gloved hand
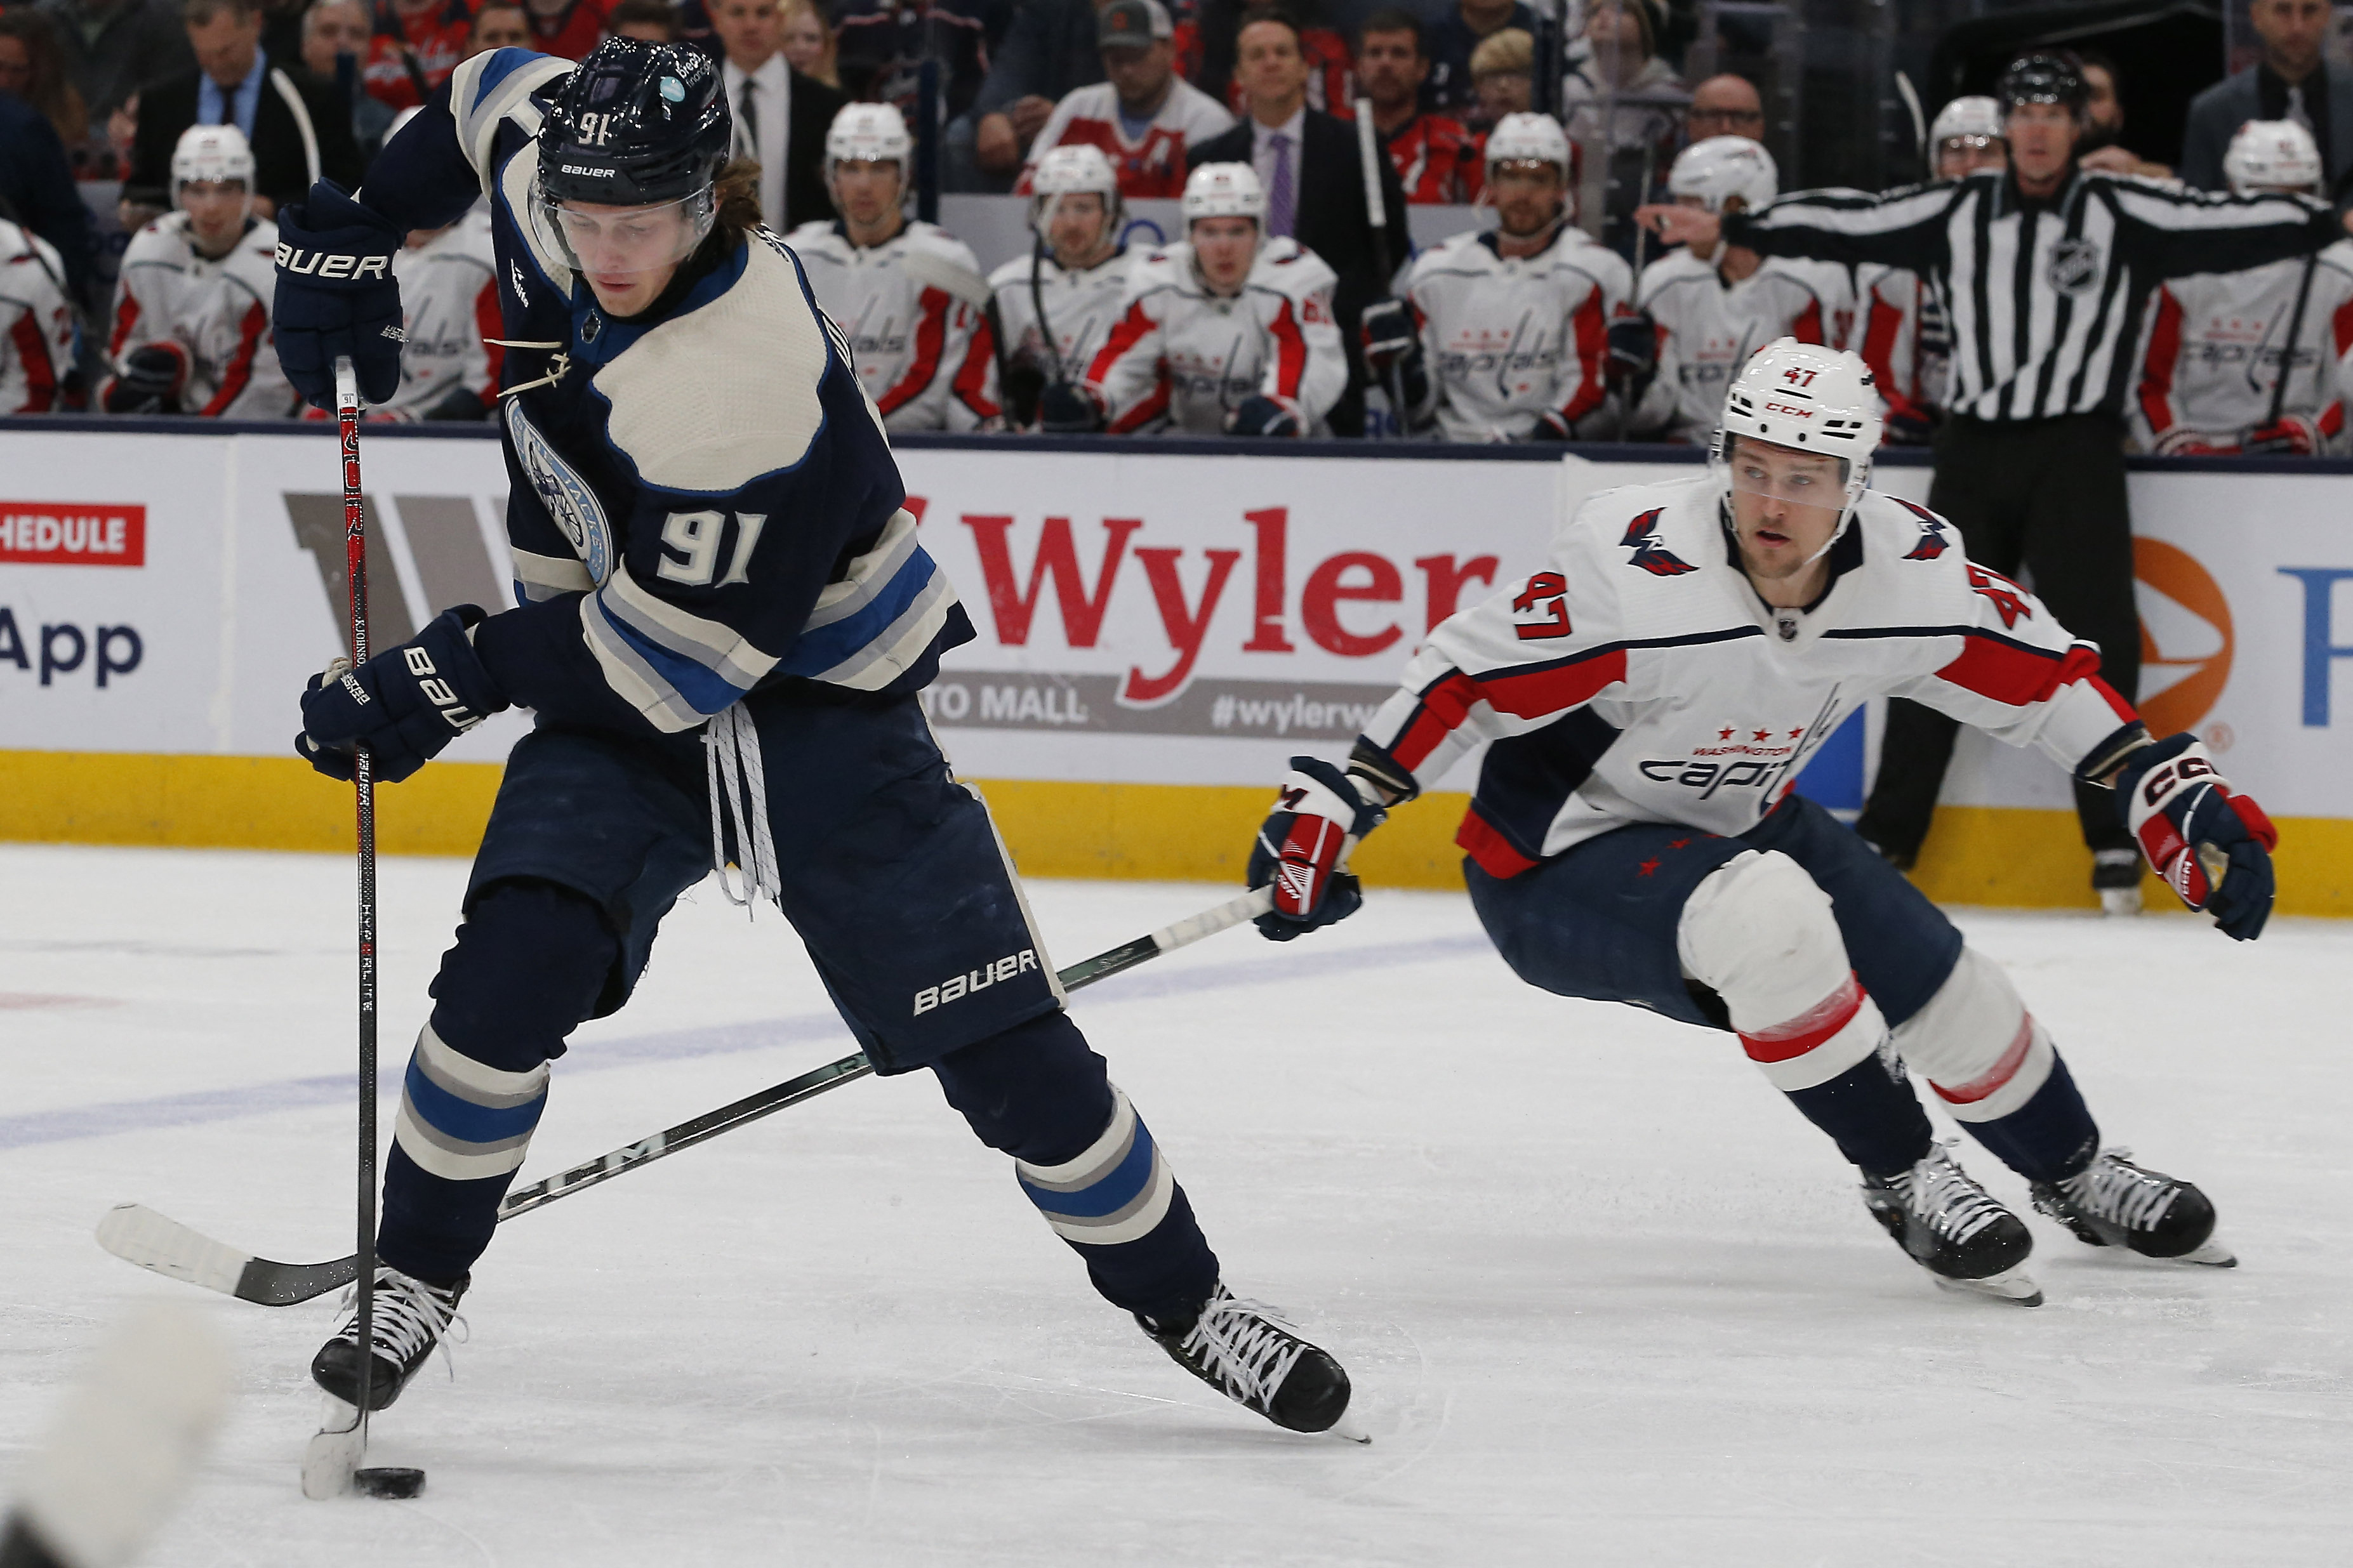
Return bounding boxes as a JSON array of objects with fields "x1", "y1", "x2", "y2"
[
  {"x1": 296, "y1": 606, "x2": 507, "y2": 785},
  {"x1": 2243, "y1": 414, "x2": 2321, "y2": 456},
  {"x1": 1604, "y1": 308, "x2": 1657, "y2": 399},
  {"x1": 102, "y1": 344, "x2": 187, "y2": 414},
  {"x1": 420, "y1": 382, "x2": 492, "y2": 421},
  {"x1": 1228, "y1": 394, "x2": 1303, "y2": 438},
  {"x1": 1038, "y1": 378, "x2": 1103, "y2": 433},
  {"x1": 1246, "y1": 756, "x2": 1387, "y2": 941},
  {"x1": 2151, "y1": 426, "x2": 2236, "y2": 458},
  {"x1": 2113, "y1": 734, "x2": 2279, "y2": 940},
  {"x1": 1525, "y1": 408, "x2": 1577, "y2": 442},
  {"x1": 272, "y1": 179, "x2": 406, "y2": 410},
  {"x1": 1358, "y1": 297, "x2": 1415, "y2": 372},
  {"x1": 1883, "y1": 402, "x2": 1937, "y2": 445}
]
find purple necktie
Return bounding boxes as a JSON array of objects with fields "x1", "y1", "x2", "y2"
[{"x1": 1267, "y1": 132, "x2": 1296, "y2": 238}]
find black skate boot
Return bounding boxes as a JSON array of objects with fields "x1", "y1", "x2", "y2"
[
  {"x1": 2092, "y1": 848, "x2": 2144, "y2": 918},
  {"x1": 1861, "y1": 1143, "x2": 2040, "y2": 1305},
  {"x1": 2031, "y1": 1148, "x2": 2234, "y2": 1265},
  {"x1": 1139, "y1": 1284, "x2": 1362, "y2": 1439},
  {"x1": 311, "y1": 1266, "x2": 466, "y2": 1411}
]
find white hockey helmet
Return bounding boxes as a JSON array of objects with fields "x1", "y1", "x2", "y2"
[
  {"x1": 1484, "y1": 110, "x2": 1572, "y2": 183},
  {"x1": 1029, "y1": 142, "x2": 1123, "y2": 235},
  {"x1": 2225, "y1": 118, "x2": 2323, "y2": 195},
  {"x1": 171, "y1": 123, "x2": 254, "y2": 203},
  {"x1": 1928, "y1": 94, "x2": 2002, "y2": 149},
  {"x1": 1713, "y1": 338, "x2": 1884, "y2": 553},
  {"x1": 1668, "y1": 134, "x2": 1777, "y2": 214},
  {"x1": 825, "y1": 101, "x2": 913, "y2": 187},
  {"x1": 1181, "y1": 161, "x2": 1264, "y2": 228}
]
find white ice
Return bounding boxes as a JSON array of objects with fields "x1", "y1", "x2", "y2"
[{"x1": 1, "y1": 842, "x2": 2348, "y2": 1565}]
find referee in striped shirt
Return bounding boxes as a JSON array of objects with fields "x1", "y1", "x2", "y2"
[{"x1": 1640, "y1": 53, "x2": 2347, "y2": 908}]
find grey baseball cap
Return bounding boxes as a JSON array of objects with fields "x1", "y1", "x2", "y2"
[{"x1": 1097, "y1": 0, "x2": 1172, "y2": 50}]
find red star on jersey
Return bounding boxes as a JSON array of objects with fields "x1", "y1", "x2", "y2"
[
  {"x1": 1753, "y1": 728, "x2": 1772, "y2": 741},
  {"x1": 1788, "y1": 727, "x2": 1805, "y2": 738},
  {"x1": 1666, "y1": 838, "x2": 1691, "y2": 850},
  {"x1": 1719, "y1": 727, "x2": 1734, "y2": 739},
  {"x1": 1637, "y1": 857, "x2": 1662, "y2": 878}
]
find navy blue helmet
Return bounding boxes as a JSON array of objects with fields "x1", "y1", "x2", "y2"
[{"x1": 538, "y1": 39, "x2": 732, "y2": 208}]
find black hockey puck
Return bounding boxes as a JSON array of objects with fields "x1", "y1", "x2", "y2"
[{"x1": 354, "y1": 1466, "x2": 426, "y2": 1499}]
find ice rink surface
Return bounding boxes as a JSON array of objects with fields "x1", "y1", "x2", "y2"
[{"x1": 1, "y1": 841, "x2": 2348, "y2": 1566}]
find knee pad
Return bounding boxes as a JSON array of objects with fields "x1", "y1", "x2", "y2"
[
  {"x1": 430, "y1": 878, "x2": 618, "y2": 1069},
  {"x1": 1677, "y1": 850, "x2": 1886, "y2": 1090},
  {"x1": 1891, "y1": 947, "x2": 2054, "y2": 1123}
]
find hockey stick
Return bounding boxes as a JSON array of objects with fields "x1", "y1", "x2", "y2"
[
  {"x1": 1355, "y1": 96, "x2": 1410, "y2": 439},
  {"x1": 95, "y1": 886, "x2": 1278, "y2": 1307},
  {"x1": 2263, "y1": 250, "x2": 2320, "y2": 433},
  {"x1": 299, "y1": 357, "x2": 379, "y2": 1501}
]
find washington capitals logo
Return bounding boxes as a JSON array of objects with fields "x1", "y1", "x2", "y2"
[
  {"x1": 1896, "y1": 499, "x2": 1951, "y2": 560},
  {"x1": 1620, "y1": 508, "x2": 1697, "y2": 577}
]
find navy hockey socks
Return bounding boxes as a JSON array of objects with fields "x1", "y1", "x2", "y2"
[
  {"x1": 1782, "y1": 1055, "x2": 1937, "y2": 1179},
  {"x1": 932, "y1": 1012, "x2": 1219, "y2": 1322},
  {"x1": 1957, "y1": 1053, "x2": 2100, "y2": 1184}
]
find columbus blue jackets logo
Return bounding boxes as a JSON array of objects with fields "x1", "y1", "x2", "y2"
[
  {"x1": 505, "y1": 402, "x2": 614, "y2": 585},
  {"x1": 1896, "y1": 499, "x2": 1951, "y2": 560},
  {"x1": 1620, "y1": 508, "x2": 1697, "y2": 576}
]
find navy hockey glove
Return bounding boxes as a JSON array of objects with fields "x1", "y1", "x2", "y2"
[
  {"x1": 102, "y1": 344, "x2": 187, "y2": 414},
  {"x1": 2113, "y1": 734, "x2": 2279, "y2": 940},
  {"x1": 297, "y1": 606, "x2": 507, "y2": 784},
  {"x1": 1604, "y1": 308, "x2": 1657, "y2": 400},
  {"x1": 1358, "y1": 297, "x2": 1415, "y2": 372},
  {"x1": 1526, "y1": 409, "x2": 1577, "y2": 442},
  {"x1": 273, "y1": 180, "x2": 405, "y2": 409},
  {"x1": 1228, "y1": 395, "x2": 1303, "y2": 438},
  {"x1": 1247, "y1": 756, "x2": 1386, "y2": 941},
  {"x1": 1038, "y1": 379, "x2": 1103, "y2": 433}
]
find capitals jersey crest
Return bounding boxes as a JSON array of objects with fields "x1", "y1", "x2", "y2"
[
  {"x1": 1897, "y1": 500, "x2": 1951, "y2": 560},
  {"x1": 1621, "y1": 508, "x2": 1698, "y2": 576}
]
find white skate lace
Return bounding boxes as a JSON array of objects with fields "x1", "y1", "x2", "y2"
[
  {"x1": 1179, "y1": 1289, "x2": 1306, "y2": 1410},
  {"x1": 2060, "y1": 1149, "x2": 2175, "y2": 1234},
  {"x1": 704, "y1": 701, "x2": 780, "y2": 915},
  {"x1": 334, "y1": 1268, "x2": 458, "y2": 1366},
  {"x1": 1901, "y1": 1145, "x2": 2008, "y2": 1245}
]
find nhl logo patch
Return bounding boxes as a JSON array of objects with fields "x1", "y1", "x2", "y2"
[{"x1": 2046, "y1": 237, "x2": 2102, "y2": 296}]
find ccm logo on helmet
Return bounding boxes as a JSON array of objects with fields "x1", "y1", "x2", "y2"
[
  {"x1": 1763, "y1": 401, "x2": 1815, "y2": 418},
  {"x1": 275, "y1": 244, "x2": 390, "y2": 280}
]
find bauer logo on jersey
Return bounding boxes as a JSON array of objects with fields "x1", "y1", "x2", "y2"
[
  {"x1": 505, "y1": 402, "x2": 614, "y2": 584},
  {"x1": 913, "y1": 949, "x2": 1042, "y2": 1015},
  {"x1": 2046, "y1": 238, "x2": 2102, "y2": 296}
]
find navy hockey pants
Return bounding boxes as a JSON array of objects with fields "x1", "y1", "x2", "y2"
[
  {"x1": 378, "y1": 694, "x2": 1218, "y2": 1320},
  {"x1": 1466, "y1": 795, "x2": 2097, "y2": 1180}
]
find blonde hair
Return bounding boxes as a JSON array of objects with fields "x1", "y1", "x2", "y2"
[
  {"x1": 1469, "y1": 26, "x2": 1534, "y2": 80},
  {"x1": 779, "y1": 0, "x2": 839, "y2": 89}
]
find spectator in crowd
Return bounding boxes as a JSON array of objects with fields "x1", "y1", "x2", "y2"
[
  {"x1": 606, "y1": 0, "x2": 675, "y2": 41},
  {"x1": 778, "y1": 0, "x2": 833, "y2": 85},
  {"x1": 359, "y1": 0, "x2": 475, "y2": 111},
  {"x1": 2074, "y1": 49, "x2": 2171, "y2": 180},
  {"x1": 0, "y1": 10, "x2": 92, "y2": 160},
  {"x1": 1188, "y1": 3, "x2": 1407, "y2": 437},
  {"x1": 0, "y1": 74, "x2": 98, "y2": 306},
  {"x1": 833, "y1": 0, "x2": 1001, "y2": 133},
  {"x1": 256, "y1": 0, "x2": 308, "y2": 62},
  {"x1": 788, "y1": 102, "x2": 1000, "y2": 432},
  {"x1": 1466, "y1": 25, "x2": 1529, "y2": 131},
  {"x1": 32, "y1": 0, "x2": 193, "y2": 122},
  {"x1": 2184, "y1": 0, "x2": 2353, "y2": 194},
  {"x1": 1853, "y1": 94, "x2": 2003, "y2": 445},
  {"x1": 373, "y1": 110, "x2": 502, "y2": 419},
  {"x1": 2137, "y1": 119, "x2": 2353, "y2": 454},
  {"x1": 298, "y1": 0, "x2": 391, "y2": 158},
  {"x1": 467, "y1": 2, "x2": 531, "y2": 54},
  {"x1": 971, "y1": 0, "x2": 1111, "y2": 185},
  {"x1": 123, "y1": 0, "x2": 361, "y2": 225},
  {"x1": 1561, "y1": 0, "x2": 1682, "y2": 112},
  {"x1": 990, "y1": 143, "x2": 1136, "y2": 428},
  {"x1": 0, "y1": 214, "x2": 76, "y2": 411},
  {"x1": 713, "y1": 0, "x2": 845, "y2": 231},
  {"x1": 1625, "y1": 135, "x2": 1849, "y2": 443},
  {"x1": 1016, "y1": 0, "x2": 1231, "y2": 199},
  {"x1": 517, "y1": 0, "x2": 607, "y2": 58},
  {"x1": 1422, "y1": 0, "x2": 1551, "y2": 122},
  {"x1": 1379, "y1": 112, "x2": 1627, "y2": 442},
  {"x1": 1357, "y1": 7, "x2": 1478, "y2": 204},
  {"x1": 102, "y1": 124, "x2": 295, "y2": 416},
  {"x1": 1185, "y1": 0, "x2": 1352, "y2": 119},
  {"x1": 1684, "y1": 71, "x2": 1761, "y2": 145},
  {"x1": 1084, "y1": 161, "x2": 1346, "y2": 434},
  {"x1": 1562, "y1": 0, "x2": 1684, "y2": 254}
]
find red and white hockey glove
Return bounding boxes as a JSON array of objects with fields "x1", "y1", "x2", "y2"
[
  {"x1": 2113, "y1": 734, "x2": 2279, "y2": 940},
  {"x1": 1247, "y1": 756, "x2": 1387, "y2": 942},
  {"x1": 2243, "y1": 414, "x2": 2322, "y2": 456},
  {"x1": 2150, "y1": 426, "x2": 2236, "y2": 458}
]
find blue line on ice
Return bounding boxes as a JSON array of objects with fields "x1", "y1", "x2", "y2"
[{"x1": 0, "y1": 932, "x2": 1495, "y2": 1151}]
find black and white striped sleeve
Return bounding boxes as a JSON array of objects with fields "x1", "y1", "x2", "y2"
[
  {"x1": 1725, "y1": 183, "x2": 1959, "y2": 275},
  {"x1": 2102, "y1": 179, "x2": 2340, "y2": 280}
]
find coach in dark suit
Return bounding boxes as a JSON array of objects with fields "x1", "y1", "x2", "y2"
[
  {"x1": 122, "y1": 0, "x2": 361, "y2": 216},
  {"x1": 1188, "y1": 4, "x2": 1407, "y2": 438},
  {"x1": 2183, "y1": 0, "x2": 2353, "y2": 199}
]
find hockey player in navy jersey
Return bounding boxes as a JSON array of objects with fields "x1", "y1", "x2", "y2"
[
  {"x1": 1245, "y1": 340, "x2": 2275, "y2": 1307},
  {"x1": 265, "y1": 37, "x2": 1354, "y2": 1437}
]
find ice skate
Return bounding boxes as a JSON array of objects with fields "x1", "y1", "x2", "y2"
[
  {"x1": 310, "y1": 1266, "x2": 466, "y2": 1411},
  {"x1": 2092, "y1": 849, "x2": 2143, "y2": 917},
  {"x1": 1139, "y1": 1284, "x2": 1363, "y2": 1440},
  {"x1": 2031, "y1": 1149, "x2": 2234, "y2": 1265},
  {"x1": 1861, "y1": 1143, "x2": 2041, "y2": 1305}
]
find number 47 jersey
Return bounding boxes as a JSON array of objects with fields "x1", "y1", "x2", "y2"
[{"x1": 1352, "y1": 473, "x2": 2144, "y2": 877}]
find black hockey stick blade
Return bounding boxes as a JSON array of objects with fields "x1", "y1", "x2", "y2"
[{"x1": 93, "y1": 887, "x2": 1276, "y2": 1305}]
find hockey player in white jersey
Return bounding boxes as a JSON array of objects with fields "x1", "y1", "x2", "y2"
[
  {"x1": 1626, "y1": 138, "x2": 1852, "y2": 444},
  {"x1": 1245, "y1": 341, "x2": 2273, "y2": 1306},
  {"x1": 1082, "y1": 162, "x2": 1346, "y2": 436},
  {"x1": 2134, "y1": 119, "x2": 2353, "y2": 456},
  {"x1": 987, "y1": 145, "x2": 1136, "y2": 432},
  {"x1": 380, "y1": 208, "x2": 502, "y2": 421},
  {"x1": 786, "y1": 102, "x2": 999, "y2": 433},
  {"x1": 0, "y1": 218, "x2": 74, "y2": 414},
  {"x1": 1375, "y1": 112, "x2": 1629, "y2": 444},
  {"x1": 101, "y1": 126, "x2": 296, "y2": 418},
  {"x1": 1854, "y1": 96, "x2": 2005, "y2": 444}
]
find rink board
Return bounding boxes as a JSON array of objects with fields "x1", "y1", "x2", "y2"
[{"x1": 4, "y1": 423, "x2": 2352, "y2": 912}]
